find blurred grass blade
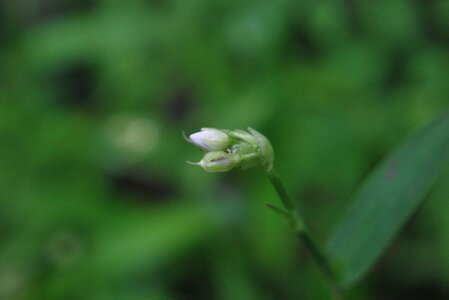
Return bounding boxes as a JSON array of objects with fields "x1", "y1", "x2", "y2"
[{"x1": 327, "y1": 110, "x2": 449, "y2": 287}]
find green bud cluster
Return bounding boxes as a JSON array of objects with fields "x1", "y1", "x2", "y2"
[{"x1": 185, "y1": 127, "x2": 274, "y2": 173}]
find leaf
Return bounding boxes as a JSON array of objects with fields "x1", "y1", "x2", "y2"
[{"x1": 326, "y1": 110, "x2": 449, "y2": 287}]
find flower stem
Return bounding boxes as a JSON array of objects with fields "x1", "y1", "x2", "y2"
[
  {"x1": 266, "y1": 168, "x2": 296, "y2": 211},
  {"x1": 266, "y1": 168, "x2": 341, "y2": 297}
]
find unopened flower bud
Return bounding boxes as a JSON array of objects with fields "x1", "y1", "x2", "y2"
[
  {"x1": 188, "y1": 151, "x2": 240, "y2": 173},
  {"x1": 247, "y1": 127, "x2": 274, "y2": 170},
  {"x1": 186, "y1": 127, "x2": 274, "y2": 172},
  {"x1": 188, "y1": 128, "x2": 232, "y2": 151}
]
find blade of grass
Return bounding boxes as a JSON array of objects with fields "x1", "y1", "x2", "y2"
[{"x1": 327, "y1": 110, "x2": 449, "y2": 287}]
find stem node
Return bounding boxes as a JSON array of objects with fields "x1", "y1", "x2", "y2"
[{"x1": 265, "y1": 168, "x2": 342, "y2": 298}]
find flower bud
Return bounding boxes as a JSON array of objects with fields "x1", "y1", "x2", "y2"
[
  {"x1": 247, "y1": 127, "x2": 274, "y2": 170},
  {"x1": 188, "y1": 151, "x2": 240, "y2": 173},
  {"x1": 188, "y1": 128, "x2": 232, "y2": 151},
  {"x1": 186, "y1": 127, "x2": 274, "y2": 172}
]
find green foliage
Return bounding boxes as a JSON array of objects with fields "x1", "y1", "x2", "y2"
[
  {"x1": 327, "y1": 111, "x2": 449, "y2": 287},
  {"x1": 1, "y1": 0, "x2": 449, "y2": 299}
]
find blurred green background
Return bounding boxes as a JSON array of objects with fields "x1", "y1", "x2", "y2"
[{"x1": 1, "y1": 0, "x2": 449, "y2": 299}]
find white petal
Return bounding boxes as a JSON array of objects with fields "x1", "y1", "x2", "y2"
[{"x1": 188, "y1": 128, "x2": 230, "y2": 151}]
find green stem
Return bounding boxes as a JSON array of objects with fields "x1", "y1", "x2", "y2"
[
  {"x1": 266, "y1": 168, "x2": 295, "y2": 211},
  {"x1": 266, "y1": 168, "x2": 341, "y2": 298}
]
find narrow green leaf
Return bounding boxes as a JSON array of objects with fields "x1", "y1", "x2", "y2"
[{"x1": 327, "y1": 110, "x2": 449, "y2": 287}]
